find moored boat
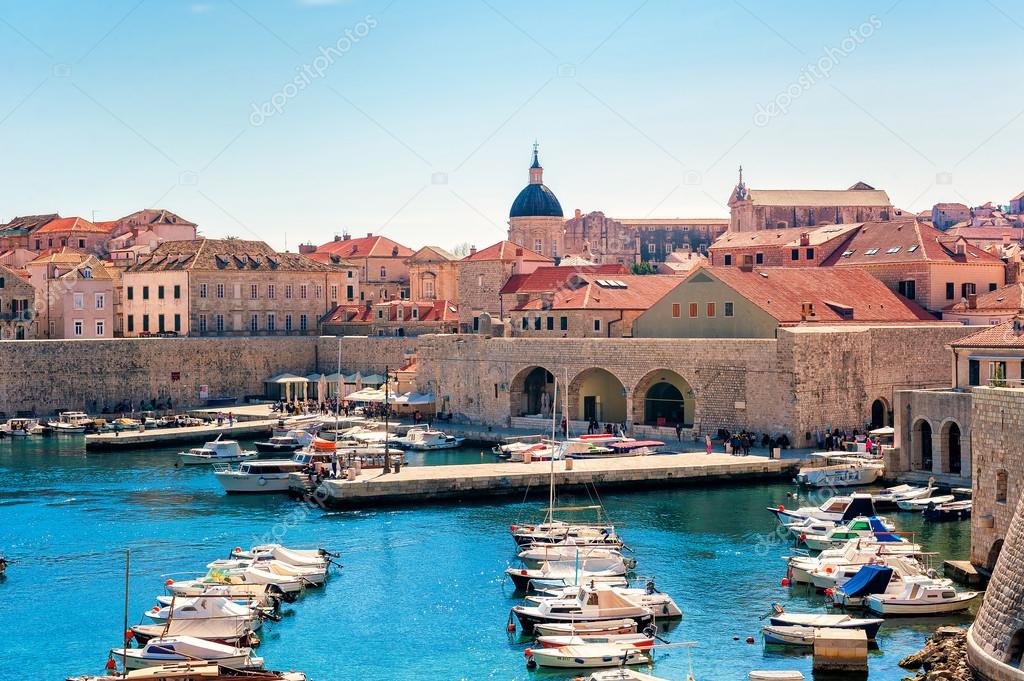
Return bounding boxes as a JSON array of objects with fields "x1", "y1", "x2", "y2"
[
  {"x1": 67, "y1": 662, "x2": 307, "y2": 681},
  {"x1": 769, "y1": 493, "x2": 877, "y2": 525},
  {"x1": 536, "y1": 631, "x2": 655, "y2": 649},
  {"x1": 394, "y1": 426, "x2": 464, "y2": 450},
  {"x1": 524, "y1": 643, "x2": 651, "y2": 668},
  {"x1": 897, "y1": 494, "x2": 955, "y2": 511},
  {"x1": 47, "y1": 411, "x2": 94, "y2": 433},
  {"x1": 767, "y1": 609, "x2": 883, "y2": 640},
  {"x1": 177, "y1": 439, "x2": 256, "y2": 466},
  {"x1": 506, "y1": 557, "x2": 629, "y2": 591},
  {"x1": 1, "y1": 417, "x2": 44, "y2": 436},
  {"x1": 253, "y1": 430, "x2": 313, "y2": 454},
  {"x1": 511, "y1": 588, "x2": 655, "y2": 634},
  {"x1": 923, "y1": 499, "x2": 972, "y2": 521},
  {"x1": 864, "y1": 581, "x2": 981, "y2": 616},
  {"x1": 761, "y1": 624, "x2": 817, "y2": 646},
  {"x1": 795, "y1": 454, "x2": 884, "y2": 488},
  {"x1": 110, "y1": 636, "x2": 262, "y2": 671}
]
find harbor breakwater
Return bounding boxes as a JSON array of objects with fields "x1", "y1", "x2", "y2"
[{"x1": 0, "y1": 336, "x2": 416, "y2": 417}]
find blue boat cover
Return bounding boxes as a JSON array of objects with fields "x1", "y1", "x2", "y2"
[
  {"x1": 841, "y1": 496, "x2": 877, "y2": 521},
  {"x1": 868, "y1": 516, "x2": 901, "y2": 542},
  {"x1": 839, "y1": 564, "x2": 892, "y2": 597}
]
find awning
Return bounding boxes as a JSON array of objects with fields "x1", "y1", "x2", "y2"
[
  {"x1": 345, "y1": 388, "x2": 396, "y2": 403},
  {"x1": 360, "y1": 373, "x2": 385, "y2": 386},
  {"x1": 868, "y1": 426, "x2": 894, "y2": 437},
  {"x1": 266, "y1": 373, "x2": 309, "y2": 384},
  {"x1": 393, "y1": 392, "x2": 435, "y2": 405}
]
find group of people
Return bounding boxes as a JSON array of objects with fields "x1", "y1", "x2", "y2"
[
  {"x1": 586, "y1": 418, "x2": 627, "y2": 436},
  {"x1": 820, "y1": 427, "x2": 875, "y2": 455}
]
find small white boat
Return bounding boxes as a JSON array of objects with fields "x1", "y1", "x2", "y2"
[
  {"x1": 583, "y1": 671, "x2": 671, "y2": 681},
  {"x1": 769, "y1": 493, "x2": 877, "y2": 525},
  {"x1": 898, "y1": 494, "x2": 955, "y2": 511},
  {"x1": 254, "y1": 430, "x2": 313, "y2": 454},
  {"x1": 231, "y1": 544, "x2": 332, "y2": 568},
  {"x1": 795, "y1": 454, "x2": 884, "y2": 487},
  {"x1": 144, "y1": 596, "x2": 261, "y2": 625},
  {"x1": 215, "y1": 459, "x2": 308, "y2": 494},
  {"x1": 47, "y1": 411, "x2": 93, "y2": 433},
  {"x1": 525, "y1": 643, "x2": 651, "y2": 668},
  {"x1": 507, "y1": 557, "x2": 628, "y2": 591},
  {"x1": 536, "y1": 632, "x2": 654, "y2": 649},
  {"x1": 749, "y1": 672, "x2": 804, "y2": 681},
  {"x1": 110, "y1": 636, "x2": 262, "y2": 671},
  {"x1": 511, "y1": 588, "x2": 655, "y2": 634},
  {"x1": 786, "y1": 539, "x2": 921, "y2": 584},
  {"x1": 923, "y1": 499, "x2": 972, "y2": 521},
  {"x1": 529, "y1": 582, "x2": 681, "y2": 619},
  {"x1": 800, "y1": 516, "x2": 901, "y2": 550},
  {"x1": 761, "y1": 624, "x2": 817, "y2": 646},
  {"x1": 534, "y1": 619, "x2": 638, "y2": 637},
  {"x1": 1, "y1": 418, "x2": 44, "y2": 436},
  {"x1": 512, "y1": 520, "x2": 622, "y2": 548},
  {"x1": 67, "y1": 663, "x2": 308, "y2": 681},
  {"x1": 207, "y1": 558, "x2": 326, "y2": 587},
  {"x1": 271, "y1": 414, "x2": 322, "y2": 437},
  {"x1": 518, "y1": 545, "x2": 632, "y2": 567},
  {"x1": 395, "y1": 427, "x2": 464, "y2": 450},
  {"x1": 177, "y1": 439, "x2": 257, "y2": 466},
  {"x1": 508, "y1": 442, "x2": 562, "y2": 462},
  {"x1": 865, "y1": 581, "x2": 981, "y2": 616},
  {"x1": 768, "y1": 610, "x2": 883, "y2": 640}
]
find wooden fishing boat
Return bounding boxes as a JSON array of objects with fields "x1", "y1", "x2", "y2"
[
  {"x1": 536, "y1": 632, "x2": 654, "y2": 649},
  {"x1": 534, "y1": 619, "x2": 638, "y2": 637},
  {"x1": 761, "y1": 624, "x2": 817, "y2": 646}
]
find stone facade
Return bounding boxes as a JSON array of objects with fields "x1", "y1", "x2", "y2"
[
  {"x1": 556, "y1": 212, "x2": 727, "y2": 265},
  {"x1": 413, "y1": 324, "x2": 967, "y2": 441},
  {"x1": 406, "y1": 246, "x2": 458, "y2": 302},
  {"x1": 892, "y1": 388, "x2": 973, "y2": 484},
  {"x1": 0, "y1": 264, "x2": 37, "y2": 340}
]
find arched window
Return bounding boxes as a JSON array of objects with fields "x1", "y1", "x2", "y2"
[
  {"x1": 997, "y1": 469, "x2": 1008, "y2": 503},
  {"x1": 1007, "y1": 628, "x2": 1024, "y2": 667}
]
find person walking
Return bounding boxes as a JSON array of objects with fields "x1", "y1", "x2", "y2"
[
  {"x1": 705, "y1": 433, "x2": 712, "y2": 455},
  {"x1": 675, "y1": 422, "x2": 683, "y2": 442}
]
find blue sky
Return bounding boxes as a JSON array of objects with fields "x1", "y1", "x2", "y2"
[{"x1": 1, "y1": 0, "x2": 1021, "y2": 251}]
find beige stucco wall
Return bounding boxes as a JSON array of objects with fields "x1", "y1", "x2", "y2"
[{"x1": 633, "y1": 274, "x2": 779, "y2": 338}]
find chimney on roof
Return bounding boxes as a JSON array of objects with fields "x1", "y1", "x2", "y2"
[
  {"x1": 298, "y1": 243, "x2": 316, "y2": 255},
  {"x1": 334, "y1": 235, "x2": 342, "y2": 242},
  {"x1": 799, "y1": 232, "x2": 810, "y2": 247},
  {"x1": 967, "y1": 293, "x2": 978, "y2": 309},
  {"x1": 469, "y1": 245, "x2": 477, "y2": 255},
  {"x1": 367, "y1": 232, "x2": 373, "y2": 238},
  {"x1": 515, "y1": 248, "x2": 524, "y2": 273},
  {"x1": 739, "y1": 254, "x2": 754, "y2": 272},
  {"x1": 1014, "y1": 317, "x2": 1024, "y2": 335}
]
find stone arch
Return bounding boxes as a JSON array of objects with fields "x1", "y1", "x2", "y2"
[
  {"x1": 987, "y1": 539, "x2": 1005, "y2": 572},
  {"x1": 939, "y1": 419, "x2": 963, "y2": 475},
  {"x1": 632, "y1": 369, "x2": 695, "y2": 428},
  {"x1": 870, "y1": 396, "x2": 891, "y2": 428},
  {"x1": 509, "y1": 366, "x2": 555, "y2": 418},
  {"x1": 568, "y1": 367, "x2": 627, "y2": 424},
  {"x1": 1008, "y1": 627, "x2": 1024, "y2": 668},
  {"x1": 912, "y1": 418, "x2": 933, "y2": 471}
]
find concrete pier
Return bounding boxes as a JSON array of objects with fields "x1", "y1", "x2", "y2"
[
  {"x1": 813, "y1": 628, "x2": 868, "y2": 674},
  {"x1": 309, "y1": 452, "x2": 798, "y2": 508},
  {"x1": 84, "y1": 420, "x2": 276, "y2": 450}
]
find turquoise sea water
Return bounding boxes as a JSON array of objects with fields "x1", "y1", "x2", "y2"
[{"x1": 0, "y1": 435, "x2": 973, "y2": 680}]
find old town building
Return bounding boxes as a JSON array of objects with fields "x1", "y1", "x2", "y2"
[
  {"x1": 932, "y1": 202, "x2": 971, "y2": 230},
  {"x1": 634, "y1": 267, "x2": 937, "y2": 339},
  {"x1": 727, "y1": 169, "x2": 892, "y2": 232},
  {"x1": 943, "y1": 282, "x2": 1024, "y2": 325},
  {"x1": 0, "y1": 263, "x2": 37, "y2": 340},
  {"x1": 708, "y1": 223, "x2": 861, "y2": 268},
  {"x1": 106, "y1": 209, "x2": 198, "y2": 266},
  {"x1": 657, "y1": 249, "x2": 707, "y2": 275},
  {"x1": 456, "y1": 240, "x2": 551, "y2": 331},
  {"x1": 499, "y1": 264, "x2": 627, "y2": 313},
  {"x1": 405, "y1": 246, "x2": 458, "y2": 302},
  {"x1": 509, "y1": 273, "x2": 676, "y2": 339},
  {"x1": 25, "y1": 250, "x2": 115, "y2": 339},
  {"x1": 321, "y1": 299, "x2": 459, "y2": 337},
  {"x1": 121, "y1": 239, "x2": 357, "y2": 337},
  {"x1": 0, "y1": 214, "x2": 58, "y2": 251},
  {"x1": 507, "y1": 144, "x2": 565, "y2": 260},
  {"x1": 30, "y1": 217, "x2": 115, "y2": 255},
  {"x1": 309, "y1": 233, "x2": 413, "y2": 302}
]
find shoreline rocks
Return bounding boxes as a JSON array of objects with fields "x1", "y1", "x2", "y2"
[{"x1": 899, "y1": 626, "x2": 974, "y2": 681}]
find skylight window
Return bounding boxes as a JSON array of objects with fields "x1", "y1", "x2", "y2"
[
  {"x1": 759, "y1": 272, "x2": 769, "y2": 278},
  {"x1": 907, "y1": 245, "x2": 918, "y2": 253},
  {"x1": 864, "y1": 248, "x2": 879, "y2": 256},
  {"x1": 842, "y1": 250, "x2": 854, "y2": 257},
  {"x1": 886, "y1": 247, "x2": 901, "y2": 254}
]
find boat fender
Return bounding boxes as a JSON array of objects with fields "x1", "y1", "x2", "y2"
[
  {"x1": 777, "y1": 505, "x2": 785, "y2": 511},
  {"x1": 165, "y1": 578, "x2": 174, "y2": 586},
  {"x1": 124, "y1": 630, "x2": 134, "y2": 642},
  {"x1": 105, "y1": 656, "x2": 117, "y2": 671},
  {"x1": 258, "y1": 477, "x2": 267, "y2": 486},
  {"x1": 151, "y1": 606, "x2": 159, "y2": 612},
  {"x1": 313, "y1": 486, "x2": 329, "y2": 502},
  {"x1": 825, "y1": 566, "x2": 834, "y2": 574},
  {"x1": 523, "y1": 649, "x2": 533, "y2": 658}
]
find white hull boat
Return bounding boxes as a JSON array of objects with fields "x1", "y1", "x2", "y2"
[
  {"x1": 525, "y1": 643, "x2": 651, "y2": 668},
  {"x1": 865, "y1": 582, "x2": 981, "y2": 616},
  {"x1": 507, "y1": 557, "x2": 628, "y2": 591},
  {"x1": 761, "y1": 624, "x2": 817, "y2": 646},
  {"x1": 768, "y1": 611, "x2": 883, "y2": 640},
  {"x1": 795, "y1": 456, "x2": 884, "y2": 487},
  {"x1": 529, "y1": 583, "x2": 681, "y2": 619},
  {"x1": 395, "y1": 427, "x2": 464, "y2": 450},
  {"x1": 769, "y1": 493, "x2": 877, "y2": 525},
  {"x1": 536, "y1": 632, "x2": 654, "y2": 649},
  {"x1": 534, "y1": 619, "x2": 638, "y2": 637},
  {"x1": 1, "y1": 418, "x2": 44, "y2": 436},
  {"x1": 898, "y1": 494, "x2": 954, "y2": 511},
  {"x1": 583, "y1": 670, "x2": 670, "y2": 681},
  {"x1": 518, "y1": 545, "x2": 633, "y2": 567},
  {"x1": 215, "y1": 460, "x2": 307, "y2": 493},
  {"x1": 111, "y1": 636, "x2": 261, "y2": 671},
  {"x1": 178, "y1": 439, "x2": 257, "y2": 466}
]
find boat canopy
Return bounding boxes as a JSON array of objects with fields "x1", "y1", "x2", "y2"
[
  {"x1": 868, "y1": 516, "x2": 901, "y2": 542},
  {"x1": 838, "y1": 564, "x2": 892, "y2": 598},
  {"x1": 840, "y1": 496, "x2": 877, "y2": 521}
]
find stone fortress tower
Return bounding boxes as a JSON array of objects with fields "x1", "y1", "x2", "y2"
[
  {"x1": 507, "y1": 142, "x2": 565, "y2": 260},
  {"x1": 969, "y1": 491, "x2": 1024, "y2": 680}
]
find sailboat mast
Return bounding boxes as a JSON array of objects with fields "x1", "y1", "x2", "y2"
[
  {"x1": 563, "y1": 367, "x2": 569, "y2": 439},
  {"x1": 548, "y1": 377, "x2": 557, "y2": 521},
  {"x1": 121, "y1": 549, "x2": 130, "y2": 678}
]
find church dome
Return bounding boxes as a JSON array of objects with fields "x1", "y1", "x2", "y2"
[
  {"x1": 510, "y1": 184, "x2": 563, "y2": 218},
  {"x1": 509, "y1": 144, "x2": 564, "y2": 218}
]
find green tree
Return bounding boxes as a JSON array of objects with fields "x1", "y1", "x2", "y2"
[{"x1": 631, "y1": 261, "x2": 656, "y2": 275}]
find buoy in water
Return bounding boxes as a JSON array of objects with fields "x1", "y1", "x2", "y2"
[
  {"x1": 746, "y1": 636, "x2": 755, "y2": 644},
  {"x1": 777, "y1": 505, "x2": 785, "y2": 511},
  {"x1": 781, "y1": 577, "x2": 790, "y2": 587},
  {"x1": 506, "y1": 623, "x2": 516, "y2": 633},
  {"x1": 165, "y1": 578, "x2": 174, "y2": 586},
  {"x1": 524, "y1": 649, "x2": 533, "y2": 658},
  {"x1": 105, "y1": 657, "x2": 117, "y2": 671},
  {"x1": 733, "y1": 636, "x2": 740, "y2": 641}
]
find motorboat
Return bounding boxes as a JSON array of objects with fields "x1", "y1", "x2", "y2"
[
  {"x1": 231, "y1": 544, "x2": 333, "y2": 568},
  {"x1": 143, "y1": 596, "x2": 262, "y2": 627},
  {"x1": 512, "y1": 520, "x2": 623, "y2": 548},
  {"x1": 865, "y1": 581, "x2": 981, "y2": 616},
  {"x1": 47, "y1": 411, "x2": 94, "y2": 433},
  {"x1": 768, "y1": 493, "x2": 877, "y2": 525},
  {"x1": 129, "y1": 615, "x2": 259, "y2": 647},
  {"x1": 767, "y1": 608, "x2": 884, "y2": 640},
  {"x1": 748, "y1": 672, "x2": 804, "y2": 681},
  {"x1": 786, "y1": 539, "x2": 921, "y2": 584},
  {"x1": 583, "y1": 671, "x2": 672, "y2": 681},
  {"x1": 808, "y1": 554, "x2": 934, "y2": 591},
  {"x1": 799, "y1": 516, "x2": 902, "y2": 551},
  {"x1": 511, "y1": 588, "x2": 655, "y2": 634},
  {"x1": 534, "y1": 619, "x2": 639, "y2": 637},
  {"x1": 795, "y1": 454, "x2": 884, "y2": 487},
  {"x1": 184, "y1": 565, "x2": 304, "y2": 597},
  {"x1": 873, "y1": 481, "x2": 935, "y2": 509},
  {"x1": 524, "y1": 643, "x2": 651, "y2": 669},
  {"x1": 832, "y1": 565, "x2": 952, "y2": 609},
  {"x1": 215, "y1": 460, "x2": 309, "y2": 493},
  {"x1": 253, "y1": 430, "x2": 313, "y2": 454},
  {"x1": 761, "y1": 624, "x2": 818, "y2": 646},
  {"x1": 923, "y1": 499, "x2": 972, "y2": 521},
  {"x1": 1, "y1": 418, "x2": 44, "y2": 436},
  {"x1": 177, "y1": 439, "x2": 256, "y2": 466},
  {"x1": 565, "y1": 440, "x2": 663, "y2": 460},
  {"x1": 270, "y1": 414, "x2": 322, "y2": 437},
  {"x1": 394, "y1": 427, "x2": 464, "y2": 450},
  {"x1": 67, "y1": 663, "x2": 307, "y2": 681},
  {"x1": 493, "y1": 436, "x2": 545, "y2": 459},
  {"x1": 110, "y1": 636, "x2": 262, "y2": 671},
  {"x1": 164, "y1": 580, "x2": 287, "y2": 605},
  {"x1": 508, "y1": 442, "x2": 562, "y2": 462},
  {"x1": 536, "y1": 631, "x2": 655, "y2": 649},
  {"x1": 518, "y1": 545, "x2": 633, "y2": 568},
  {"x1": 206, "y1": 558, "x2": 327, "y2": 587},
  {"x1": 506, "y1": 557, "x2": 629, "y2": 591},
  {"x1": 898, "y1": 494, "x2": 954, "y2": 511},
  {"x1": 528, "y1": 581, "x2": 681, "y2": 619}
]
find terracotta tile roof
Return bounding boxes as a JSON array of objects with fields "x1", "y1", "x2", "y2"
[
  {"x1": 944, "y1": 282, "x2": 1024, "y2": 313},
  {"x1": 500, "y1": 264, "x2": 627, "y2": 295},
  {"x1": 822, "y1": 220, "x2": 1004, "y2": 266},
  {"x1": 933, "y1": 202, "x2": 969, "y2": 210},
  {"x1": 698, "y1": 266, "x2": 937, "y2": 323},
  {"x1": 35, "y1": 216, "x2": 114, "y2": 235},
  {"x1": 947, "y1": 226, "x2": 1024, "y2": 242},
  {"x1": 0, "y1": 213, "x2": 59, "y2": 234},
  {"x1": 515, "y1": 274, "x2": 677, "y2": 311},
  {"x1": 743, "y1": 188, "x2": 891, "y2": 207},
  {"x1": 125, "y1": 238, "x2": 347, "y2": 272},
  {"x1": 115, "y1": 209, "x2": 196, "y2": 228},
  {"x1": 461, "y1": 240, "x2": 551, "y2": 263},
  {"x1": 316, "y1": 234, "x2": 413, "y2": 259},
  {"x1": 58, "y1": 255, "x2": 115, "y2": 281},
  {"x1": 710, "y1": 223, "x2": 860, "y2": 250},
  {"x1": 323, "y1": 300, "x2": 458, "y2": 324},
  {"x1": 616, "y1": 218, "x2": 729, "y2": 225},
  {"x1": 28, "y1": 246, "x2": 87, "y2": 264},
  {"x1": 406, "y1": 245, "x2": 458, "y2": 263},
  {"x1": 950, "y1": 317, "x2": 1024, "y2": 348}
]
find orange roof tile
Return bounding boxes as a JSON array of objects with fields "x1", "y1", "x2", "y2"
[
  {"x1": 316, "y1": 234, "x2": 413, "y2": 259},
  {"x1": 500, "y1": 264, "x2": 627, "y2": 295},
  {"x1": 823, "y1": 220, "x2": 1004, "y2": 266},
  {"x1": 34, "y1": 217, "x2": 113, "y2": 235},
  {"x1": 950, "y1": 317, "x2": 1024, "y2": 348},
  {"x1": 515, "y1": 274, "x2": 677, "y2": 311},
  {"x1": 462, "y1": 240, "x2": 551, "y2": 263},
  {"x1": 945, "y1": 282, "x2": 1024, "y2": 313}
]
